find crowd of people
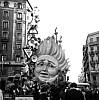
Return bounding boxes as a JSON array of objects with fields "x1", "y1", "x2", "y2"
[
  {"x1": 0, "y1": 34, "x2": 98, "y2": 100},
  {"x1": 61, "y1": 82, "x2": 99, "y2": 100},
  {"x1": 0, "y1": 75, "x2": 99, "y2": 100}
]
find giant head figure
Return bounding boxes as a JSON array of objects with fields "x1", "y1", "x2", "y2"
[{"x1": 34, "y1": 36, "x2": 68, "y2": 83}]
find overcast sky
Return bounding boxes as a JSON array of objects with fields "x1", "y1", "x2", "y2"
[{"x1": 29, "y1": 0, "x2": 99, "y2": 82}]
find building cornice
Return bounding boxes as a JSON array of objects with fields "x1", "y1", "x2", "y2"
[
  {"x1": 0, "y1": 0, "x2": 27, "y2": 3},
  {"x1": 88, "y1": 31, "x2": 99, "y2": 37}
]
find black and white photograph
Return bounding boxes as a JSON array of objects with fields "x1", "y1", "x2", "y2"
[{"x1": 0, "y1": 0, "x2": 99, "y2": 100}]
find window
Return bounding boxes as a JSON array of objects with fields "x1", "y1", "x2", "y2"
[
  {"x1": 14, "y1": 3, "x2": 17, "y2": 7},
  {"x1": 97, "y1": 56, "x2": 99, "y2": 62},
  {"x1": 16, "y1": 23, "x2": 22, "y2": 30},
  {"x1": 23, "y1": 4, "x2": 26, "y2": 8},
  {"x1": 90, "y1": 38, "x2": 93, "y2": 43},
  {"x1": 2, "y1": 43, "x2": 7, "y2": 50},
  {"x1": 4, "y1": 1, "x2": 9, "y2": 7},
  {"x1": 17, "y1": 33, "x2": 22, "y2": 40},
  {"x1": 96, "y1": 37, "x2": 99, "y2": 42},
  {"x1": 16, "y1": 56, "x2": 20, "y2": 62},
  {"x1": 17, "y1": 12, "x2": 22, "y2": 20},
  {"x1": 91, "y1": 56, "x2": 94, "y2": 61},
  {"x1": 2, "y1": 31, "x2": 8, "y2": 38},
  {"x1": 93, "y1": 76, "x2": 96, "y2": 81},
  {"x1": 1, "y1": 55, "x2": 7, "y2": 61},
  {"x1": 90, "y1": 46, "x2": 94, "y2": 51},
  {"x1": 16, "y1": 44, "x2": 21, "y2": 49},
  {"x1": 17, "y1": 3, "x2": 22, "y2": 9},
  {"x1": 3, "y1": 21, "x2": 9, "y2": 29},
  {"x1": 3, "y1": 11, "x2": 9, "y2": 17},
  {"x1": 97, "y1": 46, "x2": 99, "y2": 51}
]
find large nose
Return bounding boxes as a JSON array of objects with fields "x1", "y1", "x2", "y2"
[
  {"x1": 42, "y1": 60, "x2": 48, "y2": 71},
  {"x1": 42, "y1": 65, "x2": 47, "y2": 71}
]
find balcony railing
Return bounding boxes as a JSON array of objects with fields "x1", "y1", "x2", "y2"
[
  {"x1": 89, "y1": 51, "x2": 95, "y2": 57},
  {"x1": 90, "y1": 70, "x2": 99, "y2": 74},
  {"x1": 89, "y1": 41, "x2": 99, "y2": 46},
  {"x1": 95, "y1": 60, "x2": 99, "y2": 64},
  {"x1": 0, "y1": 61, "x2": 23, "y2": 65},
  {"x1": 90, "y1": 60, "x2": 95, "y2": 68},
  {"x1": 0, "y1": 37, "x2": 9, "y2": 42},
  {"x1": 95, "y1": 50, "x2": 99, "y2": 55}
]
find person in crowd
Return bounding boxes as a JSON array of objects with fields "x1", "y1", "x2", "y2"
[
  {"x1": 81, "y1": 88, "x2": 86, "y2": 100},
  {"x1": 0, "y1": 88, "x2": 3, "y2": 100},
  {"x1": 59, "y1": 82, "x2": 69, "y2": 100},
  {"x1": 32, "y1": 80, "x2": 39, "y2": 100},
  {"x1": 64, "y1": 82, "x2": 84, "y2": 100},
  {"x1": 0, "y1": 78, "x2": 6, "y2": 92},
  {"x1": 84, "y1": 87, "x2": 92, "y2": 100},
  {"x1": 91, "y1": 88, "x2": 99, "y2": 100}
]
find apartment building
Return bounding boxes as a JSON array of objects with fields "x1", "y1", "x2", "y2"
[
  {"x1": 83, "y1": 31, "x2": 99, "y2": 88},
  {"x1": 0, "y1": 0, "x2": 27, "y2": 77}
]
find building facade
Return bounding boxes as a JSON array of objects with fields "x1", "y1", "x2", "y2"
[
  {"x1": 0, "y1": 0, "x2": 27, "y2": 77},
  {"x1": 83, "y1": 31, "x2": 99, "y2": 88}
]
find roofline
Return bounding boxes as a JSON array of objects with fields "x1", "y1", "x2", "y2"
[
  {"x1": 88, "y1": 31, "x2": 99, "y2": 37},
  {"x1": 86, "y1": 31, "x2": 99, "y2": 45},
  {"x1": 2, "y1": 0, "x2": 27, "y2": 3}
]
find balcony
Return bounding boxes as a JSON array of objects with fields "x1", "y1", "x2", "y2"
[
  {"x1": 95, "y1": 50, "x2": 99, "y2": 55},
  {"x1": 16, "y1": 39, "x2": 22, "y2": 44},
  {"x1": 0, "y1": 61, "x2": 23, "y2": 65},
  {"x1": 95, "y1": 60, "x2": 99, "y2": 64},
  {"x1": 90, "y1": 70, "x2": 99, "y2": 74},
  {"x1": 89, "y1": 51, "x2": 95, "y2": 57},
  {"x1": 0, "y1": 37, "x2": 9, "y2": 42},
  {"x1": 83, "y1": 61, "x2": 89, "y2": 69},
  {"x1": 17, "y1": 18, "x2": 22, "y2": 21},
  {"x1": 89, "y1": 41, "x2": 99, "y2": 46},
  {"x1": 90, "y1": 60, "x2": 95, "y2": 68},
  {"x1": 83, "y1": 55, "x2": 88, "y2": 61}
]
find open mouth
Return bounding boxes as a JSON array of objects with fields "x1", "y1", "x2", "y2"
[
  {"x1": 40, "y1": 72, "x2": 49, "y2": 78},
  {"x1": 40, "y1": 72, "x2": 48, "y2": 75}
]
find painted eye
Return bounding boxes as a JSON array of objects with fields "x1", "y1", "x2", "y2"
[
  {"x1": 40, "y1": 62, "x2": 44, "y2": 66},
  {"x1": 37, "y1": 62, "x2": 44, "y2": 66},
  {"x1": 48, "y1": 63, "x2": 54, "y2": 68}
]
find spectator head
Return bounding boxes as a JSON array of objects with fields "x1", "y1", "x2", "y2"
[{"x1": 70, "y1": 82, "x2": 77, "y2": 88}]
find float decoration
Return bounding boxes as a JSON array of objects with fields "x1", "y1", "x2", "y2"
[
  {"x1": 22, "y1": 6, "x2": 70, "y2": 84},
  {"x1": 34, "y1": 35, "x2": 69, "y2": 84}
]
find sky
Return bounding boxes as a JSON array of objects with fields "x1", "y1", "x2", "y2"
[{"x1": 29, "y1": 0, "x2": 99, "y2": 82}]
